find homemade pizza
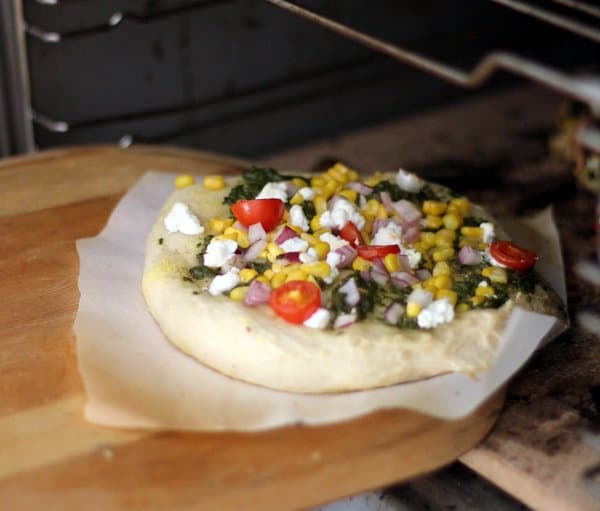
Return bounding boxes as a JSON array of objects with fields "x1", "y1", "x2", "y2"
[{"x1": 142, "y1": 164, "x2": 563, "y2": 393}]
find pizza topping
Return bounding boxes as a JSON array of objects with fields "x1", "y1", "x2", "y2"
[
  {"x1": 417, "y1": 298, "x2": 455, "y2": 329},
  {"x1": 338, "y1": 277, "x2": 361, "y2": 306},
  {"x1": 333, "y1": 313, "x2": 357, "y2": 329},
  {"x1": 164, "y1": 202, "x2": 204, "y2": 235},
  {"x1": 257, "y1": 181, "x2": 289, "y2": 202},
  {"x1": 480, "y1": 222, "x2": 495, "y2": 243},
  {"x1": 289, "y1": 204, "x2": 310, "y2": 231},
  {"x1": 269, "y1": 281, "x2": 321, "y2": 324},
  {"x1": 204, "y1": 238, "x2": 238, "y2": 268},
  {"x1": 356, "y1": 244, "x2": 400, "y2": 261},
  {"x1": 395, "y1": 169, "x2": 424, "y2": 193},
  {"x1": 280, "y1": 237, "x2": 309, "y2": 254},
  {"x1": 231, "y1": 198, "x2": 285, "y2": 232},
  {"x1": 244, "y1": 279, "x2": 272, "y2": 306},
  {"x1": 458, "y1": 245, "x2": 483, "y2": 265},
  {"x1": 209, "y1": 268, "x2": 241, "y2": 296},
  {"x1": 489, "y1": 241, "x2": 538, "y2": 272},
  {"x1": 319, "y1": 197, "x2": 366, "y2": 231},
  {"x1": 303, "y1": 307, "x2": 332, "y2": 329},
  {"x1": 383, "y1": 302, "x2": 404, "y2": 325}
]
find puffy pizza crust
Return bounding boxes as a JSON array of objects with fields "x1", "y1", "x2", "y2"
[{"x1": 141, "y1": 178, "x2": 521, "y2": 393}]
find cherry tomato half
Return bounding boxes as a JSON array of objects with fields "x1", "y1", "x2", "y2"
[
  {"x1": 231, "y1": 198, "x2": 284, "y2": 232},
  {"x1": 489, "y1": 240, "x2": 538, "y2": 271},
  {"x1": 269, "y1": 281, "x2": 321, "y2": 324},
  {"x1": 356, "y1": 244, "x2": 400, "y2": 261},
  {"x1": 339, "y1": 221, "x2": 365, "y2": 247}
]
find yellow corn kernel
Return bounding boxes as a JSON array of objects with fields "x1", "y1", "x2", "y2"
[
  {"x1": 481, "y1": 266, "x2": 508, "y2": 284},
  {"x1": 271, "y1": 262, "x2": 284, "y2": 273},
  {"x1": 311, "y1": 176, "x2": 327, "y2": 188},
  {"x1": 363, "y1": 199, "x2": 380, "y2": 219},
  {"x1": 224, "y1": 226, "x2": 239, "y2": 236},
  {"x1": 365, "y1": 172, "x2": 384, "y2": 186},
  {"x1": 442, "y1": 213, "x2": 462, "y2": 230},
  {"x1": 289, "y1": 192, "x2": 304, "y2": 205},
  {"x1": 239, "y1": 268, "x2": 258, "y2": 283},
  {"x1": 229, "y1": 286, "x2": 249, "y2": 301},
  {"x1": 425, "y1": 215, "x2": 444, "y2": 230},
  {"x1": 222, "y1": 232, "x2": 237, "y2": 241},
  {"x1": 209, "y1": 217, "x2": 234, "y2": 234},
  {"x1": 352, "y1": 256, "x2": 371, "y2": 272},
  {"x1": 475, "y1": 285, "x2": 495, "y2": 297},
  {"x1": 459, "y1": 237, "x2": 480, "y2": 248},
  {"x1": 360, "y1": 228, "x2": 370, "y2": 246},
  {"x1": 461, "y1": 226, "x2": 483, "y2": 238},
  {"x1": 456, "y1": 302, "x2": 470, "y2": 313},
  {"x1": 432, "y1": 274, "x2": 452, "y2": 290},
  {"x1": 310, "y1": 214, "x2": 322, "y2": 232},
  {"x1": 270, "y1": 272, "x2": 287, "y2": 289},
  {"x1": 436, "y1": 289, "x2": 458, "y2": 305},
  {"x1": 423, "y1": 280, "x2": 438, "y2": 294},
  {"x1": 292, "y1": 177, "x2": 308, "y2": 188},
  {"x1": 376, "y1": 204, "x2": 388, "y2": 219},
  {"x1": 299, "y1": 232, "x2": 317, "y2": 244},
  {"x1": 328, "y1": 163, "x2": 350, "y2": 184},
  {"x1": 286, "y1": 269, "x2": 308, "y2": 282},
  {"x1": 471, "y1": 295, "x2": 485, "y2": 306},
  {"x1": 175, "y1": 174, "x2": 195, "y2": 189},
  {"x1": 302, "y1": 261, "x2": 331, "y2": 279},
  {"x1": 339, "y1": 188, "x2": 358, "y2": 203},
  {"x1": 236, "y1": 231, "x2": 250, "y2": 249},
  {"x1": 324, "y1": 179, "x2": 340, "y2": 197},
  {"x1": 422, "y1": 200, "x2": 447, "y2": 216},
  {"x1": 313, "y1": 195, "x2": 328, "y2": 214},
  {"x1": 383, "y1": 253, "x2": 401, "y2": 273},
  {"x1": 412, "y1": 242, "x2": 428, "y2": 253},
  {"x1": 406, "y1": 302, "x2": 422, "y2": 318},
  {"x1": 451, "y1": 197, "x2": 471, "y2": 216},
  {"x1": 432, "y1": 247, "x2": 455, "y2": 262},
  {"x1": 306, "y1": 274, "x2": 318, "y2": 286},
  {"x1": 313, "y1": 240, "x2": 330, "y2": 259},
  {"x1": 255, "y1": 275, "x2": 269, "y2": 285},
  {"x1": 419, "y1": 231, "x2": 437, "y2": 248},
  {"x1": 263, "y1": 269, "x2": 274, "y2": 281},
  {"x1": 446, "y1": 204, "x2": 461, "y2": 216},
  {"x1": 477, "y1": 242, "x2": 488, "y2": 251},
  {"x1": 267, "y1": 242, "x2": 283, "y2": 260},
  {"x1": 203, "y1": 175, "x2": 225, "y2": 190},
  {"x1": 432, "y1": 261, "x2": 451, "y2": 276},
  {"x1": 348, "y1": 170, "x2": 360, "y2": 181}
]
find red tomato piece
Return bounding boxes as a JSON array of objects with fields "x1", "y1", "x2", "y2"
[
  {"x1": 339, "y1": 221, "x2": 365, "y2": 247},
  {"x1": 269, "y1": 281, "x2": 321, "y2": 324},
  {"x1": 356, "y1": 244, "x2": 400, "y2": 261},
  {"x1": 231, "y1": 198, "x2": 284, "y2": 232},
  {"x1": 489, "y1": 240, "x2": 538, "y2": 271}
]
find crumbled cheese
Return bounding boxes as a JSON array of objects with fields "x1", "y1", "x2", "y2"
[
  {"x1": 209, "y1": 268, "x2": 240, "y2": 296},
  {"x1": 298, "y1": 187, "x2": 315, "y2": 201},
  {"x1": 478, "y1": 280, "x2": 489, "y2": 287},
  {"x1": 485, "y1": 247, "x2": 507, "y2": 268},
  {"x1": 334, "y1": 313, "x2": 357, "y2": 329},
  {"x1": 203, "y1": 238, "x2": 238, "y2": 268},
  {"x1": 279, "y1": 237, "x2": 309, "y2": 253},
  {"x1": 163, "y1": 202, "x2": 204, "y2": 235},
  {"x1": 319, "y1": 198, "x2": 366, "y2": 230},
  {"x1": 324, "y1": 251, "x2": 341, "y2": 284},
  {"x1": 395, "y1": 168, "x2": 424, "y2": 193},
  {"x1": 319, "y1": 232, "x2": 350, "y2": 251},
  {"x1": 257, "y1": 182, "x2": 288, "y2": 202},
  {"x1": 372, "y1": 223, "x2": 421, "y2": 268},
  {"x1": 417, "y1": 298, "x2": 455, "y2": 329},
  {"x1": 289, "y1": 204, "x2": 309, "y2": 232},
  {"x1": 299, "y1": 247, "x2": 319, "y2": 263},
  {"x1": 403, "y1": 247, "x2": 422, "y2": 269},
  {"x1": 480, "y1": 222, "x2": 495, "y2": 243},
  {"x1": 303, "y1": 307, "x2": 331, "y2": 328}
]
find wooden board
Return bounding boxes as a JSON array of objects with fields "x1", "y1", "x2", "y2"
[{"x1": 0, "y1": 145, "x2": 504, "y2": 510}]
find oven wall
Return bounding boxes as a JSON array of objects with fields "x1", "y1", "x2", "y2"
[{"x1": 14, "y1": 0, "x2": 599, "y2": 158}]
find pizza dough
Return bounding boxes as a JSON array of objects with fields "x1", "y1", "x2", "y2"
[{"x1": 140, "y1": 173, "x2": 560, "y2": 393}]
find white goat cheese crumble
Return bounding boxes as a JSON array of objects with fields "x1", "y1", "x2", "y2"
[
  {"x1": 209, "y1": 268, "x2": 240, "y2": 296},
  {"x1": 303, "y1": 308, "x2": 331, "y2": 328},
  {"x1": 164, "y1": 202, "x2": 204, "y2": 235},
  {"x1": 319, "y1": 198, "x2": 365, "y2": 230},
  {"x1": 417, "y1": 298, "x2": 455, "y2": 329},
  {"x1": 279, "y1": 237, "x2": 309, "y2": 253},
  {"x1": 372, "y1": 223, "x2": 421, "y2": 268},
  {"x1": 395, "y1": 168, "x2": 424, "y2": 193},
  {"x1": 298, "y1": 187, "x2": 315, "y2": 201},
  {"x1": 203, "y1": 238, "x2": 238, "y2": 268},
  {"x1": 289, "y1": 204, "x2": 309, "y2": 231},
  {"x1": 257, "y1": 182, "x2": 288, "y2": 202},
  {"x1": 480, "y1": 222, "x2": 495, "y2": 243}
]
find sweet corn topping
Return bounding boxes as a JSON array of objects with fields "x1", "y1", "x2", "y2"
[
  {"x1": 175, "y1": 174, "x2": 195, "y2": 189},
  {"x1": 203, "y1": 175, "x2": 225, "y2": 190}
]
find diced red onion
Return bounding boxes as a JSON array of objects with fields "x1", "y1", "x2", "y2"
[
  {"x1": 334, "y1": 313, "x2": 357, "y2": 329},
  {"x1": 232, "y1": 220, "x2": 248, "y2": 232},
  {"x1": 384, "y1": 302, "x2": 404, "y2": 325},
  {"x1": 275, "y1": 225, "x2": 298, "y2": 245},
  {"x1": 360, "y1": 270, "x2": 372, "y2": 282},
  {"x1": 346, "y1": 181, "x2": 373, "y2": 195},
  {"x1": 408, "y1": 288, "x2": 433, "y2": 307},
  {"x1": 390, "y1": 271, "x2": 419, "y2": 287},
  {"x1": 372, "y1": 218, "x2": 392, "y2": 236},
  {"x1": 372, "y1": 257, "x2": 388, "y2": 275},
  {"x1": 285, "y1": 181, "x2": 298, "y2": 196},
  {"x1": 334, "y1": 245, "x2": 357, "y2": 268},
  {"x1": 402, "y1": 225, "x2": 421, "y2": 244},
  {"x1": 339, "y1": 277, "x2": 360, "y2": 306},
  {"x1": 380, "y1": 191, "x2": 394, "y2": 213},
  {"x1": 371, "y1": 267, "x2": 389, "y2": 286},
  {"x1": 222, "y1": 254, "x2": 244, "y2": 273},
  {"x1": 397, "y1": 254, "x2": 411, "y2": 272},
  {"x1": 244, "y1": 279, "x2": 271, "y2": 306},
  {"x1": 392, "y1": 199, "x2": 421, "y2": 223},
  {"x1": 243, "y1": 239, "x2": 267, "y2": 262},
  {"x1": 458, "y1": 245, "x2": 483, "y2": 265},
  {"x1": 416, "y1": 269, "x2": 432, "y2": 281},
  {"x1": 284, "y1": 251, "x2": 301, "y2": 263},
  {"x1": 248, "y1": 222, "x2": 266, "y2": 244}
]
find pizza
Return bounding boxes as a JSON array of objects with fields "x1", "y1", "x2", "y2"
[{"x1": 142, "y1": 164, "x2": 563, "y2": 393}]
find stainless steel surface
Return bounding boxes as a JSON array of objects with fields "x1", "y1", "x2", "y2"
[
  {"x1": 0, "y1": 0, "x2": 35, "y2": 154},
  {"x1": 264, "y1": 0, "x2": 600, "y2": 115}
]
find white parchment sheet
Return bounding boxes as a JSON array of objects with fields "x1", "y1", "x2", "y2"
[{"x1": 75, "y1": 171, "x2": 567, "y2": 431}]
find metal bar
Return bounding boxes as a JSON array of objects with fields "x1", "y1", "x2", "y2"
[
  {"x1": 550, "y1": 0, "x2": 600, "y2": 19},
  {"x1": 263, "y1": 0, "x2": 600, "y2": 116},
  {"x1": 489, "y1": 0, "x2": 600, "y2": 42}
]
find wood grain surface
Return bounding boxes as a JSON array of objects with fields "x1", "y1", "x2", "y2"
[{"x1": 0, "y1": 145, "x2": 504, "y2": 510}]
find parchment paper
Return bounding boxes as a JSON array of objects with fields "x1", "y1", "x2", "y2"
[{"x1": 75, "y1": 171, "x2": 567, "y2": 431}]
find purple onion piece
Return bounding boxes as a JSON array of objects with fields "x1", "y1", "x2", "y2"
[
  {"x1": 416, "y1": 269, "x2": 432, "y2": 281},
  {"x1": 397, "y1": 254, "x2": 411, "y2": 273},
  {"x1": 285, "y1": 181, "x2": 298, "y2": 197},
  {"x1": 346, "y1": 181, "x2": 373, "y2": 195},
  {"x1": 380, "y1": 191, "x2": 393, "y2": 213},
  {"x1": 339, "y1": 277, "x2": 360, "y2": 306},
  {"x1": 275, "y1": 225, "x2": 299, "y2": 245},
  {"x1": 392, "y1": 199, "x2": 422, "y2": 223},
  {"x1": 284, "y1": 251, "x2": 301, "y2": 263},
  {"x1": 372, "y1": 257, "x2": 388, "y2": 275},
  {"x1": 390, "y1": 271, "x2": 419, "y2": 287},
  {"x1": 334, "y1": 245, "x2": 357, "y2": 268},
  {"x1": 371, "y1": 268, "x2": 389, "y2": 286},
  {"x1": 458, "y1": 245, "x2": 483, "y2": 265},
  {"x1": 244, "y1": 279, "x2": 272, "y2": 306},
  {"x1": 333, "y1": 313, "x2": 357, "y2": 329},
  {"x1": 248, "y1": 222, "x2": 266, "y2": 244},
  {"x1": 384, "y1": 302, "x2": 404, "y2": 325},
  {"x1": 360, "y1": 270, "x2": 372, "y2": 282},
  {"x1": 402, "y1": 225, "x2": 421, "y2": 244},
  {"x1": 232, "y1": 220, "x2": 248, "y2": 232},
  {"x1": 243, "y1": 239, "x2": 267, "y2": 262}
]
